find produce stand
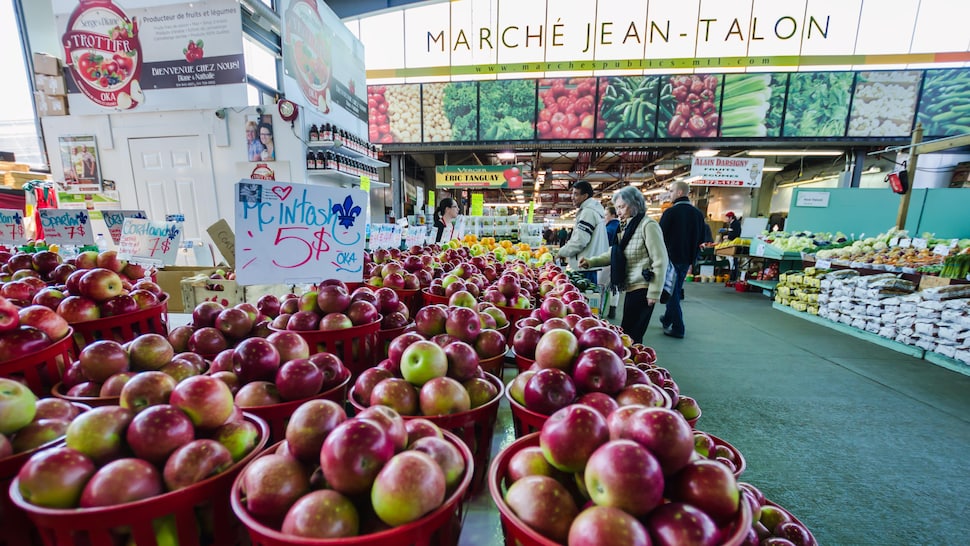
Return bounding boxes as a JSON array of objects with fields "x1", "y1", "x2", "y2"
[{"x1": 719, "y1": 240, "x2": 804, "y2": 295}]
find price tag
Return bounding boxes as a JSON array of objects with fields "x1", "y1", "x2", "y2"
[
  {"x1": 951, "y1": 238, "x2": 959, "y2": 248},
  {"x1": 234, "y1": 180, "x2": 366, "y2": 285},
  {"x1": 117, "y1": 218, "x2": 182, "y2": 266},
  {"x1": 360, "y1": 176, "x2": 371, "y2": 192},
  {"x1": 528, "y1": 201, "x2": 535, "y2": 223},
  {"x1": 166, "y1": 214, "x2": 185, "y2": 223},
  {"x1": 889, "y1": 237, "x2": 900, "y2": 247},
  {"x1": 933, "y1": 244, "x2": 951, "y2": 257},
  {"x1": 816, "y1": 259, "x2": 832, "y2": 269},
  {"x1": 753, "y1": 242, "x2": 766, "y2": 257},
  {"x1": 405, "y1": 226, "x2": 430, "y2": 248},
  {"x1": 912, "y1": 238, "x2": 928, "y2": 250},
  {"x1": 470, "y1": 193, "x2": 484, "y2": 217},
  {"x1": 38, "y1": 209, "x2": 95, "y2": 246},
  {"x1": 102, "y1": 210, "x2": 147, "y2": 245},
  {"x1": 0, "y1": 209, "x2": 27, "y2": 245},
  {"x1": 898, "y1": 238, "x2": 912, "y2": 248}
]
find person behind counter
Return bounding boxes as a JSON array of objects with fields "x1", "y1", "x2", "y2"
[{"x1": 433, "y1": 197, "x2": 460, "y2": 243}]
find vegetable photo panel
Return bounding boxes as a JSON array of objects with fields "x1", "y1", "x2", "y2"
[
  {"x1": 719, "y1": 73, "x2": 789, "y2": 138},
  {"x1": 536, "y1": 77, "x2": 600, "y2": 140},
  {"x1": 657, "y1": 74, "x2": 721, "y2": 139},
  {"x1": 782, "y1": 72, "x2": 854, "y2": 138},
  {"x1": 478, "y1": 79, "x2": 536, "y2": 141},
  {"x1": 422, "y1": 82, "x2": 478, "y2": 143},
  {"x1": 848, "y1": 70, "x2": 921, "y2": 137},
  {"x1": 916, "y1": 68, "x2": 970, "y2": 137},
  {"x1": 596, "y1": 76, "x2": 659, "y2": 140}
]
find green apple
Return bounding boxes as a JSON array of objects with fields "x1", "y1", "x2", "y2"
[
  {"x1": 399, "y1": 340, "x2": 448, "y2": 387},
  {"x1": 0, "y1": 378, "x2": 37, "y2": 435}
]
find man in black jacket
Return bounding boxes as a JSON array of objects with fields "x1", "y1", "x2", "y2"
[{"x1": 657, "y1": 181, "x2": 707, "y2": 339}]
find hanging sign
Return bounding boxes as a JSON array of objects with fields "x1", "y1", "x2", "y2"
[
  {"x1": 0, "y1": 209, "x2": 27, "y2": 245},
  {"x1": 690, "y1": 157, "x2": 765, "y2": 187},
  {"x1": 436, "y1": 165, "x2": 524, "y2": 188},
  {"x1": 117, "y1": 218, "x2": 182, "y2": 265},
  {"x1": 38, "y1": 209, "x2": 95, "y2": 246},
  {"x1": 102, "y1": 209, "x2": 147, "y2": 244},
  {"x1": 234, "y1": 180, "x2": 366, "y2": 285}
]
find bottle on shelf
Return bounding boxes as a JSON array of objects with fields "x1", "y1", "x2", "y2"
[
  {"x1": 95, "y1": 233, "x2": 109, "y2": 252},
  {"x1": 306, "y1": 150, "x2": 316, "y2": 170},
  {"x1": 315, "y1": 151, "x2": 326, "y2": 170},
  {"x1": 321, "y1": 123, "x2": 332, "y2": 141},
  {"x1": 308, "y1": 124, "x2": 319, "y2": 142},
  {"x1": 326, "y1": 150, "x2": 337, "y2": 171}
]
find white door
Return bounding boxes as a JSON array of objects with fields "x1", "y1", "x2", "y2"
[{"x1": 127, "y1": 136, "x2": 219, "y2": 248}]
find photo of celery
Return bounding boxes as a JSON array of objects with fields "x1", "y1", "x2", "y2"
[
  {"x1": 719, "y1": 73, "x2": 788, "y2": 138},
  {"x1": 782, "y1": 72, "x2": 854, "y2": 138},
  {"x1": 917, "y1": 68, "x2": 970, "y2": 137}
]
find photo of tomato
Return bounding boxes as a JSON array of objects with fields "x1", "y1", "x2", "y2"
[{"x1": 536, "y1": 78, "x2": 600, "y2": 140}]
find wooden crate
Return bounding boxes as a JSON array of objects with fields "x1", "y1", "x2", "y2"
[{"x1": 3, "y1": 171, "x2": 51, "y2": 189}]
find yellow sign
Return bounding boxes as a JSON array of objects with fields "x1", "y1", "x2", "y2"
[
  {"x1": 528, "y1": 201, "x2": 534, "y2": 223},
  {"x1": 428, "y1": 191, "x2": 435, "y2": 209},
  {"x1": 470, "y1": 193, "x2": 484, "y2": 216},
  {"x1": 360, "y1": 176, "x2": 371, "y2": 191}
]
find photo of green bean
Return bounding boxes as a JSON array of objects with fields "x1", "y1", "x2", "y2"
[{"x1": 917, "y1": 68, "x2": 970, "y2": 137}]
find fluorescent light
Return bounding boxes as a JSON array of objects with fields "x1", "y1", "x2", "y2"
[
  {"x1": 484, "y1": 202, "x2": 530, "y2": 207},
  {"x1": 628, "y1": 181, "x2": 643, "y2": 187},
  {"x1": 693, "y1": 149, "x2": 719, "y2": 158},
  {"x1": 763, "y1": 166, "x2": 784, "y2": 172},
  {"x1": 641, "y1": 187, "x2": 668, "y2": 195},
  {"x1": 747, "y1": 150, "x2": 843, "y2": 157},
  {"x1": 654, "y1": 168, "x2": 673, "y2": 175},
  {"x1": 497, "y1": 152, "x2": 516, "y2": 161},
  {"x1": 513, "y1": 189, "x2": 524, "y2": 194}
]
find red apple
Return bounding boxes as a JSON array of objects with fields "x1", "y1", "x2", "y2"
[
  {"x1": 235, "y1": 381, "x2": 282, "y2": 407},
  {"x1": 266, "y1": 330, "x2": 311, "y2": 363},
  {"x1": 533, "y1": 329, "x2": 579, "y2": 370},
  {"x1": 162, "y1": 439, "x2": 234, "y2": 491},
  {"x1": 523, "y1": 368, "x2": 576, "y2": 415},
  {"x1": 78, "y1": 340, "x2": 130, "y2": 383},
  {"x1": 282, "y1": 490, "x2": 359, "y2": 539},
  {"x1": 666, "y1": 459, "x2": 741, "y2": 524},
  {"x1": 31, "y1": 287, "x2": 67, "y2": 311},
  {"x1": 128, "y1": 333, "x2": 175, "y2": 371},
  {"x1": 584, "y1": 439, "x2": 664, "y2": 516},
  {"x1": 568, "y1": 505, "x2": 651, "y2": 546},
  {"x1": 64, "y1": 405, "x2": 134, "y2": 465},
  {"x1": 355, "y1": 405, "x2": 408, "y2": 452},
  {"x1": 187, "y1": 327, "x2": 229, "y2": 355},
  {"x1": 646, "y1": 502, "x2": 719, "y2": 546},
  {"x1": 169, "y1": 375, "x2": 235, "y2": 429},
  {"x1": 16, "y1": 447, "x2": 96, "y2": 508},
  {"x1": 119, "y1": 371, "x2": 177, "y2": 414},
  {"x1": 18, "y1": 304, "x2": 70, "y2": 341},
  {"x1": 275, "y1": 359, "x2": 324, "y2": 401},
  {"x1": 284, "y1": 399, "x2": 347, "y2": 463},
  {"x1": 539, "y1": 403, "x2": 609, "y2": 473},
  {"x1": 371, "y1": 451, "x2": 446, "y2": 526},
  {"x1": 320, "y1": 418, "x2": 394, "y2": 495},
  {"x1": 368, "y1": 377, "x2": 419, "y2": 416},
  {"x1": 414, "y1": 305, "x2": 447, "y2": 337},
  {"x1": 240, "y1": 453, "x2": 311, "y2": 520},
  {"x1": 232, "y1": 337, "x2": 281, "y2": 383},
  {"x1": 572, "y1": 347, "x2": 626, "y2": 395},
  {"x1": 504, "y1": 475, "x2": 577, "y2": 543},
  {"x1": 215, "y1": 307, "x2": 254, "y2": 340},
  {"x1": 418, "y1": 376, "x2": 470, "y2": 416},
  {"x1": 443, "y1": 340, "x2": 480, "y2": 382},
  {"x1": 95, "y1": 250, "x2": 127, "y2": 274},
  {"x1": 192, "y1": 301, "x2": 224, "y2": 328},
  {"x1": 56, "y1": 295, "x2": 100, "y2": 322},
  {"x1": 352, "y1": 368, "x2": 393, "y2": 405},
  {"x1": 125, "y1": 404, "x2": 195, "y2": 465},
  {"x1": 77, "y1": 268, "x2": 124, "y2": 302}
]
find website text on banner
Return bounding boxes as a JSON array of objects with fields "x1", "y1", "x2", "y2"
[{"x1": 234, "y1": 180, "x2": 367, "y2": 285}]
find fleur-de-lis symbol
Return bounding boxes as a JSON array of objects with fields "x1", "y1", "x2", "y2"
[
  {"x1": 75, "y1": 212, "x2": 88, "y2": 225},
  {"x1": 134, "y1": 212, "x2": 146, "y2": 219},
  {"x1": 12, "y1": 213, "x2": 21, "y2": 224},
  {"x1": 332, "y1": 196, "x2": 362, "y2": 229}
]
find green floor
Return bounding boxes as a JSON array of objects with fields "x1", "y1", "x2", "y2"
[{"x1": 460, "y1": 282, "x2": 970, "y2": 545}]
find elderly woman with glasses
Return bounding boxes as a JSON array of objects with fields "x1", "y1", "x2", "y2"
[
  {"x1": 580, "y1": 186, "x2": 668, "y2": 344},
  {"x1": 434, "y1": 197, "x2": 461, "y2": 243}
]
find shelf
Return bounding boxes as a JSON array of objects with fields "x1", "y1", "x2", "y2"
[
  {"x1": 307, "y1": 140, "x2": 388, "y2": 168},
  {"x1": 307, "y1": 170, "x2": 389, "y2": 188},
  {"x1": 746, "y1": 279, "x2": 779, "y2": 296}
]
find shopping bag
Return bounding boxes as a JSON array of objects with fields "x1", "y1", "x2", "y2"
[{"x1": 660, "y1": 262, "x2": 676, "y2": 304}]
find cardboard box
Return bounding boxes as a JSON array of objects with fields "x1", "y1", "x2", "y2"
[
  {"x1": 156, "y1": 266, "x2": 217, "y2": 313},
  {"x1": 207, "y1": 219, "x2": 236, "y2": 268},
  {"x1": 32, "y1": 52, "x2": 62, "y2": 76},
  {"x1": 4, "y1": 170, "x2": 51, "y2": 189},
  {"x1": 34, "y1": 92, "x2": 68, "y2": 117},
  {"x1": 34, "y1": 74, "x2": 66, "y2": 95},
  {"x1": 180, "y1": 278, "x2": 295, "y2": 312}
]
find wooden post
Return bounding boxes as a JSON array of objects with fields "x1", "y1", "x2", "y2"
[{"x1": 896, "y1": 123, "x2": 923, "y2": 230}]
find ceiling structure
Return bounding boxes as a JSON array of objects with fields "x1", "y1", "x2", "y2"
[{"x1": 390, "y1": 143, "x2": 901, "y2": 222}]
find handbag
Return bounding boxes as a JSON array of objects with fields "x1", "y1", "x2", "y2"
[{"x1": 659, "y1": 262, "x2": 676, "y2": 304}]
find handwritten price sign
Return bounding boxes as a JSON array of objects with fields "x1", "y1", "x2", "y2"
[
  {"x1": 38, "y1": 209, "x2": 95, "y2": 246},
  {"x1": 117, "y1": 218, "x2": 182, "y2": 266},
  {"x1": 103, "y1": 210, "x2": 147, "y2": 244},
  {"x1": 0, "y1": 209, "x2": 27, "y2": 245},
  {"x1": 234, "y1": 180, "x2": 366, "y2": 285},
  {"x1": 370, "y1": 224, "x2": 402, "y2": 250}
]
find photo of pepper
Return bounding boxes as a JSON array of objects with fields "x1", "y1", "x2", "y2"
[
  {"x1": 598, "y1": 76, "x2": 659, "y2": 140},
  {"x1": 479, "y1": 79, "x2": 536, "y2": 141},
  {"x1": 719, "y1": 73, "x2": 788, "y2": 138},
  {"x1": 782, "y1": 72, "x2": 854, "y2": 137},
  {"x1": 916, "y1": 68, "x2": 970, "y2": 137},
  {"x1": 536, "y1": 77, "x2": 601, "y2": 140},
  {"x1": 657, "y1": 74, "x2": 721, "y2": 138}
]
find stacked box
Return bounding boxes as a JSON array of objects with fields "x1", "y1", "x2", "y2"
[
  {"x1": 32, "y1": 52, "x2": 68, "y2": 117},
  {"x1": 774, "y1": 269, "x2": 826, "y2": 314}
]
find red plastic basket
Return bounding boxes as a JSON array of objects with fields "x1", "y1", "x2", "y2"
[
  {"x1": 9, "y1": 413, "x2": 269, "y2": 546},
  {"x1": 505, "y1": 390, "x2": 549, "y2": 438},
  {"x1": 377, "y1": 323, "x2": 411, "y2": 361},
  {"x1": 50, "y1": 382, "x2": 120, "y2": 408},
  {"x1": 348, "y1": 372, "x2": 504, "y2": 496},
  {"x1": 511, "y1": 350, "x2": 536, "y2": 373},
  {"x1": 269, "y1": 319, "x2": 380, "y2": 379},
  {"x1": 488, "y1": 432, "x2": 752, "y2": 546},
  {"x1": 231, "y1": 429, "x2": 473, "y2": 546},
  {"x1": 420, "y1": 289, "x2": 449, "y2": 307},
  {"x1": 391, "y1": 288, "x2": 422, "y2": 318},
  {"x1": 763, "y1": 499, "x2": 818, "y2": 546},
  {"x1": 70, "y1": 295, "x2": 170, "y2": 352},
  {"x1": 708, "y1": 433, "x2": 747, "y2": 478},
  {"x1": 0, "y1": 328, "x2": 75, "y2": 397},
  {"x1": 239, "y1": 373, "x2": 350, "y2": 444},
  {"x1": 478, "y1": 352, "x2": 506, "y2": 381},
  {"x1": 498, "y1": 305, "x2": 535, "y2": 342},
  {"x1": 0, "y1": 402, "x2": 89, "y2": 546}
]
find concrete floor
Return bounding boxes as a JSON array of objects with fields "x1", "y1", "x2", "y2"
[{"x1": 459, "y1": 282, "x2": 970, "y2": 545}]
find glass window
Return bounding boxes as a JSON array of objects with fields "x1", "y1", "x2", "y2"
[
  {"x1": 0, "y1": 0, "x2": 44, "y2": 168},
  {"x1": 243, "y1": 34, "x2": 279, "y2": 105}
]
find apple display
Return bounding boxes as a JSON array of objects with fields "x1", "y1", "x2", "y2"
[{"x1": 371, "y1": 451, "x2": 446, "y2": 527}]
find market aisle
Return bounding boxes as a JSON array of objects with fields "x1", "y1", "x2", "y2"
[{"x1": 459, "y1": 282, "x2": 970, "y2": 545}]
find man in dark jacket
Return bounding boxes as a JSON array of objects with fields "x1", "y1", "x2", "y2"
[{"x1": 657, "y1": 181, "x2": 707, "y2": 339}]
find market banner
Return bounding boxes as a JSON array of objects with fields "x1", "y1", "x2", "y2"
[
  {"x1": 102, "y1": 209, "x2": 147, "y2": 244},
  {"x1": 38, "y1": 209, "x2": 95, "y2": 246},
  {"x1": 279, "y1": 0, "x2": 369, "y2": 142},
  {"x1": 435, "y1": 165, "x2": 525, "y2": 188},
  {"x1": 117, "y1": 218, "x2": 182, "y2": 265},
  {"x1": 234, "y1": 180, "x2": 366, "y2": 285},
  {"x1": 54, "y1": 0, "x2": 247, "y2": 114},
  {"x1": 690, "y1": 157, "x2": 765, "y2": 187},
  {"x1": 0, "y1": 209, "x2": 27, "y2": 245}
]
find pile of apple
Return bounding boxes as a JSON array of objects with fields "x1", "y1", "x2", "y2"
[
  {"x1": 15, "y1": 375, "x2": 261, "y2": 513},
  {"x1": 0, "y1": 379, "x2": 87, "y2": 458},
  {"x1": 0, "y1": 295, "x2": 73, "y2": 366},
  {"x1": 58, "y1": 333, "x2": 179, "y2": 398},
  {"x1": 737, "y1": 482, "x2": 817, "y2": 545},
  {"x1": 362, "y1": 256, "x2": 425, "y2": 290},
  {"x1": 237, "y1": 401, "x2": 467, "y2": 538},
  {"x1": 501, "y1": 403, "x2": 747, "y2": 545},
  {"x1": 167, "y1": 300, "x2": 273, "y2": 356},
  {"x1": 206, "y1": 332, "x2": 350, "y2": 408},
  {"x1": 260, "y1": 282, "x2": 388, "y2": 334}
]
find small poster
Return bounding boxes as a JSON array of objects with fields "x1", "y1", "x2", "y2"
[
  {"x1": 0, "y1": 209, "x2": 27, "y2": 245},
  {"x1": 59, "y1": 135, "x2": 102, "y2": 193},
  {"x1": 117, "y1": 218, "x2": 182, "y2": 265},
  {"x1": 103, "y1": 209, "x2": 148, "y2": 244},
  {"x1": 38, "y1": 209, "x2": 95, "y2": 245},
  {"x1": 246, "y1": 114, "x2": 276, "y2": 162}
]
